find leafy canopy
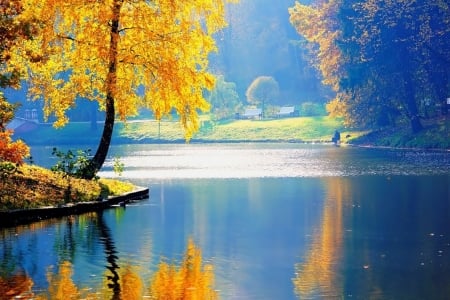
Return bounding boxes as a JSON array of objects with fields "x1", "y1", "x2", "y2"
[
  {"x1": 9, "y1": 0, "x2": 236, "y2": 139},
  {"x1": 290, "y1": 0, "x2": 450, "y2": 132},
  {"x1": 246, "y1": 76, "x2": 280, "y2": 106}
]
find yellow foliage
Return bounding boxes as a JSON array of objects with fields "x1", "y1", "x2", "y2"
[
  {"x1": 43, "y1": 261, "x2": 80, "y2": 300},
  {"x1": 289, "y1": 0, "x2": 343, "y2": 91},
  {"x1": 25, "y1": 240, "x2": 218, "y2": 300},
  {"x1": 149, "y1": 238, "x2": 218, "y2": 300},
  {"x1": 120, "y1": 266, "x2": 144, "y2": 300},
  {"x1": 10, "y1": 0, "x2": 235, "y2": 140}
]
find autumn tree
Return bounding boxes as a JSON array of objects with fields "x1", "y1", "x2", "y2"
[
  {"x1": 336, "y1": 0, "x2": 450, "y2": 132},
  {"x1": 290, "y1": 0, "x2": 450, "y2": 133},
  {"x1": 0, "y1": 0, "x2": 32, "y2": 165},
  {"x1": 289, "y1": 0, "x2": 343, "y2": 91},
  {"x1": 9, "y1": 0, "x2": 236, "y2": 179},
  {"x1": 0, "y1": 0, "x2": 38, "y2": 88},
  {"x1": 0, "y1": 95, "x2": 29, "y2": 165},
  {"x1": 245, "y1": 76, "x2": 280, "y2": 118}
]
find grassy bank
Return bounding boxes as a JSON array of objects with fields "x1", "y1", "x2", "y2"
[
  {"x1": 351, "y1": 117, "x2": 450, "y2": 149},
  {"x1": 16, "y1": 116, "x2": 364, "y2": 144},
  {"x1": 13, "y1": 115, "x2": 449, "y2": 149},
  {"x1": 0, "y1": 164, "x2": 135, "y2": 211},
  {"x1": 3, "y1": 116, "x2": 448, "y2": 212}
]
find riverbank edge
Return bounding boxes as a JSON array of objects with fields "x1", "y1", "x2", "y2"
[{"x1": 0, "y1": 186, "x2": 149, "y2": 228}]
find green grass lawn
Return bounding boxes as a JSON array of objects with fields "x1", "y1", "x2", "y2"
[
  {"x1": 194, "y1": 116, "x2": 357, "y2": 142},
  {"x1": 118, "y1": 116, "x2": 363, "y2": 142},
  {"x1": 17, "y1": 116, "x2": 363, "y2": 144},
  {"x1": 18, "y1": 115, "x2": 449, "y2": 149}
]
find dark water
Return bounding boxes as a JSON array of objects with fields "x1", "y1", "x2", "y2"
[{"x1": 1, "y1": 144, "x2": 449, "y2": 299}]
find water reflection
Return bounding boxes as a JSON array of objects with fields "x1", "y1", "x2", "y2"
[
  {"x1": 92, "y1": 144, "x2": 450, "y2": 179},
  {"x1": 0, "y1": 270, "x2": 33, "y2": 299},
  {"x1": 294, "y1": 175, "x2": 450, "y2": 299},
  {"x1": 293, "y1": 177, "x2": 348, "y2": 298},
  {"x1": 0, "y1": 237, "x2": 216, "y2": 299},
  {"x1": 97, "y1": 211, "x2": 121, "y2": 298},
  {"x1": 4, "y1": 144, "x2": 450, "y2": 299}
]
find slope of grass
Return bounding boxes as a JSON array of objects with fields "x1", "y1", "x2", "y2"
[
  {"x1": 13, "y1": 115, "x2": 448, "y2": 149},
  {"x1": 350, "y1": 117, "x2": 450, "y2": 149},
  {"x1": 14, "y1": 116, "x2": 362, "y2": 144},
  {"x1": 196, "y1": 117, "x2": 353, "y2": 142},
  {"x1": 0, "y1": 164, "x2": 135, "y2": 211},
  {"x1": 120, "y1": 116, "x2": 365, "y2": 143}
]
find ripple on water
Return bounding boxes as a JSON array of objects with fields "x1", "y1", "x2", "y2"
[{"x1": 100, "y1": 144, "x2": 450, "y2": 179}]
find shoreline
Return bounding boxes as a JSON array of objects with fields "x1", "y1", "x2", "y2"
[
  {"x1": 0, "y1": 186, "x2": 149, "y2": 228},
  {"x1": 25, "y1": 138, "x2": 450, "y2": 151}
]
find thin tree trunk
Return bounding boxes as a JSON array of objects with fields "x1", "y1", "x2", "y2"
[
  {"x1": 398, "y1": 40, "x2": 423, "y2": 134},
  {"x1": 403, "y1": 73, "x2": 423, "y2": 133},
  {"x1": 84, "y1": 0, "x2": 122, "y2": 179}
]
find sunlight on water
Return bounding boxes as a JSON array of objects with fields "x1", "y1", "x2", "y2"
[{"x1": 98, "y1": 144, "x2": 450, "y2": 179}]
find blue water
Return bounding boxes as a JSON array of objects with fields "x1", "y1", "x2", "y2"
[{"x1": 1, "y1": 144, "x2": 449, "y2": 299}]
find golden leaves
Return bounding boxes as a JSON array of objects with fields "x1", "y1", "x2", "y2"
[
  {"x1": 8, "y1": 0, "x2": 231, "y2": 138},
  {"x1": 289, "y1": 0, "x2": 343, "y2": 91}
]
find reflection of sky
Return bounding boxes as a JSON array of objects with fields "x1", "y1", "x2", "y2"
[
  {"x1": 1, "y1": 175, "x2": 449, "y2": 298},
  {"x1": 95, "y1": 143, "x2": 450, "y2": 179},
  {"x1": 144, "y1": 178, "x2": 328, "y2": 299}
]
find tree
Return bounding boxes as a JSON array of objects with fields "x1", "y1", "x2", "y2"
[
  {"x1": 0, "y1": 0, "x2": 38, "y2": 89},
  {"x1": 9, "y1": 0, "x2": 235, "y2": 179},
  {"x1": 290, "y1": 0, "x2": 450, "y2": 133},
  {"x1": 0, "y1": 94, "x2": 29, "y2": 164},
  {"x1": 289, "y1": 0, "x2": 343, "y2": 92},
  {"x1": 0, "y1": 0, "x2": 32, "y2": 165},
  {"x1": 207, "y1": 75, "x2": 242, "y2": 120},
  {"x1": 245, "y1": 76, "x2": 280, "y2": 118}
]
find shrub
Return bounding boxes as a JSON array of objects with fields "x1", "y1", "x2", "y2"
[
  {"x1": 0, "y1": 130, "x2": 29, "y2": 164},
  {"x1": 299, "y1": 102, "x2": 327, "y2": 117}
]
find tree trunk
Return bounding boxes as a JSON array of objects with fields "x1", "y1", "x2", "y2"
[
  {"x1": 84, "y1": 0, "x2": 122, "y2": 179},
  {"x1": 400, "y1": 49, "x2": 423, "y2": 133},
  {"x1": 404, "y1": 76, "x2": 423, "y2": 133}
]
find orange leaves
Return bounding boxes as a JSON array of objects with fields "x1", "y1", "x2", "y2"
[
  {"x1": 0, "y1": 272, "x2": 34, "y2": 299},
  {"x1": 0, "y1": 95, "x2": 29, "y2": 164},
  {"x1": 0, "y1": 130, "x2": 29, "y2": 164}
]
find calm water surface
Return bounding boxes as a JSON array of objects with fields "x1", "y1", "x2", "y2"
[{"x1": 1, "y1": 143, "x2": 450, "y2": 299}]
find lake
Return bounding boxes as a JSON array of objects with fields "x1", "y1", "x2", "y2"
[{"x1": 1, "y1": 143, "x2": 449, "y2": 299}]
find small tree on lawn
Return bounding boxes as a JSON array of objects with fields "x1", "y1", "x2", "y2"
[{"x1": 246, "y1": 76, "x2": 280, "y2": 118}]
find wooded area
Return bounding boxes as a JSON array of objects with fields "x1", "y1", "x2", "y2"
[{"x1": 290, "y1": 0, "x2": 450, "y2": 133}]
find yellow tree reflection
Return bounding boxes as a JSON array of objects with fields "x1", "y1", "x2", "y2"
[
  {"x1": 23, "y1": 238, "x2": 217, "y2": 299},
  {"x1": 38, "y1": 261, "x2": 82, "y2": 300},
  {"x1": 149, "y1": 238, "x2": 218, "y2": 300},
  {"x1": 119, "y1": 266, "x2": 144, "y2": 300},
  {"x1": 293, "y1": 177, "x2": 349, "y2": 298}
]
